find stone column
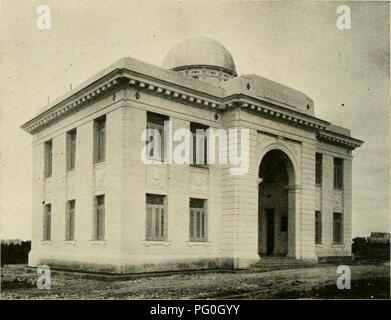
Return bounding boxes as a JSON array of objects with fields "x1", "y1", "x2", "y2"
[
  {"x1": 224, "y1": 126, "x2": 260, "y2": 268},
  {"x1": 343, "y1": 158, "x2": 353, "y2": 255},
  {"x1": 51, "y1": 134, "x2": 67, "y2": 245},
  {"x1": 121, "y1": 107, "x2": 147, "y2": 249},
  {"x1": 287, "y1": 184, "x2": 301, "y2": 258},
  {"x1": 299, "y1": 142, "x2": 318, "y2": 262},
  {"x1": 29, "y1": 142, "x2": 45, "y2": 267},
  {"x1": 322, "y1": 155, "x2": 334, "y2": 250},
  {"x1": 105, "y1": 107, "x2": 125, "y2": 256}
]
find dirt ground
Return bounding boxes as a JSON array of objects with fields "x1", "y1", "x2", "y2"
[{"x1": 1, "y1": 261, "x2": 389, "y2": 299}]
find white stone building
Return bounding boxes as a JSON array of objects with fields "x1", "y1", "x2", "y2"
[{"x1": 22, "y1": 38, "x2": 363, "y2": 273}]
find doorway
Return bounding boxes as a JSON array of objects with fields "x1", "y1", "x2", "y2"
[{"x1": 258, "y1": 149, "x2": 296, "y2": 257}]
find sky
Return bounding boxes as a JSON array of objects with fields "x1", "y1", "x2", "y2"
[{"x1": 1, "y1": 0, "x2": 389, "y2": 240}]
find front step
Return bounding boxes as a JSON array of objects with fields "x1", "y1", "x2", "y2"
[{"x1": 250, "y1": 257, "x2": 318, "y2": 271}]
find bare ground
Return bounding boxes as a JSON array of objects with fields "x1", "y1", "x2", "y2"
[{"x1": 1, "y1": 261, "x2": 389, "y2": 300}]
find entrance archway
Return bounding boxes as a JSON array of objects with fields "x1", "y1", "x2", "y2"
[{"x1": 258, "y1": 149, "x2": 296, "y2": 257}]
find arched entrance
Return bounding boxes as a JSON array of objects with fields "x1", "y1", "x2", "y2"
[{"x1": 258, "y1": 149, "x2": 296, "y2": 257}]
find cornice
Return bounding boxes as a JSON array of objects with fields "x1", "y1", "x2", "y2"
[
  {"x1": 226, "y1": 95, "x2": 330, "y2": 131},
  {"x1": 21, "y1": 71, "x2": 363, "y2": 150},
  {"x1": 21, "y1": 71, "x2": 126, "y2": 134},
  {"x1": 317, "y1": 131, "x2": 363, "y2": 150},
  {"x1": 126, "y1": 74, "x2": 223, "y2": 110},
  {"x1": 124, "y1": 74, "x2": 329, "y2": 132}
]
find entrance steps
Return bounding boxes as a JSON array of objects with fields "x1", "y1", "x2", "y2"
[{"x1": 249, "y1": 256, "x2": 319, "y2": 272}]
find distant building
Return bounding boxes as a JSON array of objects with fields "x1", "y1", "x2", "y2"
[
  {"x1": 22, "y1": 38, "x2": 363, "y2": 273},
  {"x1": 368, "y1": 232, "x2": 390, "y2": 243}
]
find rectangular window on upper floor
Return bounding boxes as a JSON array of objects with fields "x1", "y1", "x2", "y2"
[
  {"x1": 315, "y1": 153, "x2": 322, "y2": 185},
  {"x1": 146, "y1": 112, "x2": 169, "y2": 162},
  {"x1": 93, "y1": 116, "x2": 106, "y2": 163},
  {"x1": 66, "y1": 129, "x2": 77, "y2": 171},
  {"x1": 333, "y1": 157, "x2": 343, "y2": 189},
  {"x1": 190, "y1": 122, "x2": 209, "y2": 167},
  {"x1": 44, "y1": 140, "x2": 53, "y2": 178}
]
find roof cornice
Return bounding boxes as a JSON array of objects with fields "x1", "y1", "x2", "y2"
[
  {"x1": 21, "y1": 70, "x2": 126, "y2": 133},
  {"x1": 21, "y1": 70, "x2": 363, "y2": 149},
  {"x1": 225, "y1": 95, "x2": 330, "y2": 131},
  {"x1": 317, "y1": 131, "x2": 364, "y2": 150}
]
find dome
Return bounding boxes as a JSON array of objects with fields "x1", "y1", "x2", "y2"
[{"x1": 162, "y1": 38, "x2": 237, "y2": 76}]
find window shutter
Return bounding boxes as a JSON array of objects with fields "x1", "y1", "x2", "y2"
[
  {"x1": 44, "y1": 141, "x2": 53, "y2": 177},
  {"x1": 189, "y1": 199, "x2": 207, "y2": 241},
  {"x1": 100, "y1": 206, "x2": 105, "y2": 240},
  {"x1": 99, "y1": 129, "x2": 102, "y2": 161},
  {"x1": 66, "y1": 134, "x2": 71, "y2": 171},
  {"x1": 97, "y1": 208, "x2": 100, "y2": 240},
  {"x1": 203, "y1": 208, "x2": 208, "y2": 241},
  {"x1": 160, "y1": 208, "x2": 164, "y2": 239},
  {"x1": 93, "y1": 196, "x2": 104, "y2": 240},
  {"x1": 333, "y1": 212, "x2": 343, "y2": 244},
  {"x1": 190, "y1": 210, "x2": 194, "y2": 240},
  {"x1": 94, "y1": 206, "x2": 98, "y2": 240},
  {"x1": 71, "y1": 132, "x2": 76, "y2": 169},
  {"x1": 94, "y1": 117, "x2": 106, "y2": 163},
  {"x1": 43, "y1": 207, "x2": 47, "y2": 240},
  {"x1": 197, "y1": 211, "x2": 201, "y2": 239},
  {"x1": 315, "y1": 153, "x2": 322, "y2": 185},
  {"x1": 70, "y1": 201, "x2": 75, "y2": 240},
  {"x1": 334, "y1": 158, "x2": 344, "y2": 189},
  {"x1": 155, "y1": 207, "x2": 160, "y2": 239},
  {"x1": 46, "y1": 207, "x2": 51, "y2": 241},
  {"x1": 190, "y1": 123, "x2": 209, "y2": 165},
  {"x1": 163, "y1": 204, "x2": 168, "y2": 241},
  {"x1": 93, "y1": 121, "x2": 98, "y2": 162},
  {"x1": 97, "y1": 208, "x2": 101, "y2": 240},
  {"x1": 201, "y1": 211, "x2": 205, "y2": 239},
  {"x1": 204, "y1": 135, "x2": 208, "y2": 165},
  {"x1": 48, "y1": 145, "x2": 52, "y2": 176},
  {"x1": 145, "y1": 194, "x2": 166, "y2": 240},
  {"x1": 192, "y1": 133, "x2": 197, "y2": 164},
  {"x1": 69, "y1": 209, "x2": 73, "y2": 240},
  {"x1": 100, "y1": 126, "x2": 105, "y2": 161},
  {"x1": 146, "y1": 207, "x2": 152, "y2": 239},
  {"x1": 319, "y1": 212, "x2": 321, "y2": 243},
  {"x1": 315, "y1": 211, "x2": 321, "y2": 244},
  {"x1": 147, "y1": 133, "x2": 154, "y2": 158},
  {"x1": 70, "y1": 139, "x2": 74, "y2": 169},
  {"x1": 72, "y1": 208, "x2": 75, "y2": 239},
  {"x1": 158, "y1": 127, "x2": 164, "y2": 161},
  {"x1": 66, "y1": 208, "x2": 70, "y2": 240}
]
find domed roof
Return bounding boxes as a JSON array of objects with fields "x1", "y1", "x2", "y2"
[{"x1": 162, "y1": 38, "x2": 237, "y2": 75}]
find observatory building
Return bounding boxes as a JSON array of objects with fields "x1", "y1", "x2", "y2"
[{"x1": 22, "y1": 38, "x2": 363, "y2": 273}]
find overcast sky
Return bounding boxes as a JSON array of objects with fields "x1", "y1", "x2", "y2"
[{"x1": 1, "y1": 0, "x2": 389, "y2": 239}]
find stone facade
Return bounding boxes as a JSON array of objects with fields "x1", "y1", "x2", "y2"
[{"x1": 22, "y1": 39, "x2": 363, "y2": 273}]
